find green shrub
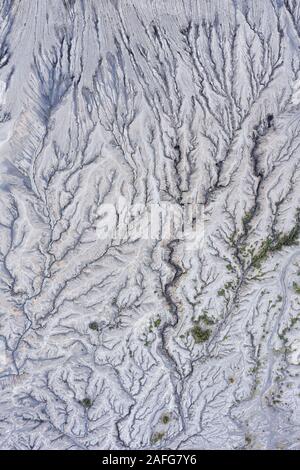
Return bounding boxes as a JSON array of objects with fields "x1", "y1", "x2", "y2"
[
  {"x1": 89, "y1": 321, "x2": 99, "y2": 331},
  {"x1": 199, "y1": 312, "x2": 214, "y2": 325},
  {"x1": 293, "y1": 282, "x2": 300, "y2": 295},
  {"x1": 242, "y1": 211, "x2": 252, "y2": 227},
  {"x1": 161, "y1": 414, "x2": 170, "y2": 424},
  {"x1": 191, "y1": 325, "x2": 211, "y2": 343},
  {"x1": 151, "y1": 432, "x2": 165, "y2": 444},
  {"x1": 81, "y1": 398, "x2": 92, "y2": 408}
]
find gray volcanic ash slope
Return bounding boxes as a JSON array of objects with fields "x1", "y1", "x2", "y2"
[{"x1": 0, "y1": 0, "x2": 300, "y2": 450}]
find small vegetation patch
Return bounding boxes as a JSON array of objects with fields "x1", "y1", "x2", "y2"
[
  {"x1": 80, "y1": 398, "x2": 92, "y2": 408},
  {"x1": 252, "y1": 223, "x2": 300, "y2": 268},
  {"x1": 191, "y1": 325, "x2": 211, "y2": 343},
  {"x1": 242, "y1": 211, "x2": 252, "y2": 227},
  {"x1": 161, "y1": 414, "x2": 170, "y2": 424},
  {"x1": 89, "y1": 321, "x2": 99, "y2": 331},
  {"x1": 151, "y1": 431, "x2": 165, "y2": 444},
  {"x1": 293, "y1": 282, "x2": 300, "y2": 295},
  {"x1": 197, "y1": 311, "x2": 215, "y2": 326}
]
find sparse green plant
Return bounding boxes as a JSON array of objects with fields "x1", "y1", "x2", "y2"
[
  {"x1": 161, "y1": 414, "x2": 170, "y2": 424},
  {"x1": 242, "y1": 211, "x2": 252, "y2": 227},
  {"x1": 252, "y1": 223, "x2": 300, "y2": 268},
  {"x1": 224, "y1": 281, "x2": 233, "y2": 289},
  {"x1": 81, "y1": 398, "x2": 92, "y2": 408},
  {"x1": 191, "y1": 325, "x2": 211, "y2": 343},
  {"x1": 89, "y1": 321, "x2": 99, "y2": 331},
  {"x1": 199, "y1": 312, "x2": 214, "y2": 326},
  {"x1": 151, "y1": 431, "x2": 165, "y2": 444},
  {"x1": 293, "y1": 282, "x2": 300, "y2": 295}
]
